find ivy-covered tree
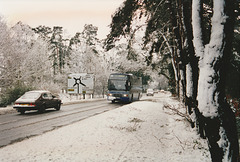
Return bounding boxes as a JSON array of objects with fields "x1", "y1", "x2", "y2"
[{"x1": 226, "y1": 6, "x2": 240, "y2": 99}]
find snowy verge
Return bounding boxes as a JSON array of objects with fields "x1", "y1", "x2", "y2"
[
  {"x1": 0, "y1": 93, "x2": 211, "y2": 161},
  {"x1": 0, "y1": 106, "x2": 16, "y2": 115}
]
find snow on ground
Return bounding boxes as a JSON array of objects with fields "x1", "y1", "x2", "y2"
[
  {"x1": 0, "y1": 106, "x2": 16, "y2": 115},
  {"x1": 0, "y1": 92, "x2": 211, "y2": 162}
]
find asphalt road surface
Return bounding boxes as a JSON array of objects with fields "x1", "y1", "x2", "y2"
[{"x1": 0, "y1": 100, "x2": 123, "y2": 148}]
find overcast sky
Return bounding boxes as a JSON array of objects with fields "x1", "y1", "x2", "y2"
[{"x1": 0, "y1": 0, "x2": 124, "y2": 39}]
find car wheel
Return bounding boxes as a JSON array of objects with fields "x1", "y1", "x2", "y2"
[
  {"x1": 137, "y1": 93, "x2": 140, "y2": 100},
  {"x1": 55, "y1": 103, "x2": 61, "y2": 111},
  {"x1": 20, "y1": 110, "x2": 25, "y2": 115},
  {"x1": 38, "y1": 105, "x2": 46, "y2": 113},
  {"x1": 129, "y1": 94, "x2": 133, "y2": 103}
]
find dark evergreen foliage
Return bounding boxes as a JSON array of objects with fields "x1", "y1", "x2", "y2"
[
  {"x1": 126, "y1": 69, "x2": 151, "y2": 85},
  {"x1": 106, "y1": 0, "x2": 140, "y2": 49},
  {"x1": 0, "y1": 84, "x2": 32, "y2": 107}
]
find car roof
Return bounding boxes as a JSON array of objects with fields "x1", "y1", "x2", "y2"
[
  {"x1": 26, "y1": 90, "x2": 51, "y2": 94},
  {"x1": 110, "y1": 73, "x2": 133, "y2": 76}
]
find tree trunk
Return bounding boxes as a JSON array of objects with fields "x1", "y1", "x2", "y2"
[
  {"x1": 192, "y1": 0, "x2": 239, "y2": 161},
  {"x1": 181, "y1": 0, "x2": 202, "y2": 131},
  {"x1": 168, "y1": 0, "x2": 187, "y2": 99}
]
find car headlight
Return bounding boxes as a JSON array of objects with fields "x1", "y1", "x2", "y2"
[
  {"x1": 123, "y1": 94, "x2": 128, "y2": 97},
  {"x1": 108, "y1": 93, "x2": 113, "y2": 96}
]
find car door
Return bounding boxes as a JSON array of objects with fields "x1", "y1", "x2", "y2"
[
  {"x1": 42, "y1": 93, "x2": 50, "y2": 108},
  {"x1": 47, "y1": 92, "x2": 55, "y2": 108},
  {"x1": 48, "y1": 93, "x2": 54, "y2": 107}
]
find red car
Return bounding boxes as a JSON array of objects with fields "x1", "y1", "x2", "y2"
[{"x1": 13, "y1": 90, "x2": 62, "y2": 114}]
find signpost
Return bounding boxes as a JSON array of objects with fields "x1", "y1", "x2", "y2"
[{"x1": 67, "y1": 73, "x2": 94, "y2": 95}]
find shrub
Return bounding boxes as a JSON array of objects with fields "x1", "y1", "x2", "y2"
[{"x1": 0, "y1": 85, "x2": 32, "y2": 107}]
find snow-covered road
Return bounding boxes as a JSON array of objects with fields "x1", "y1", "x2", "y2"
[{"x1": 0, "y1": 92, "x2": 211, "y2": 161}]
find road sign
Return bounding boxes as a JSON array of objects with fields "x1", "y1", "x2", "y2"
[{"x1": 67, "y1": 73, "x2": 94, "y2": 94}]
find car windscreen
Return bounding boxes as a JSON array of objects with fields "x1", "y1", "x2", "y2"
[
  {"x1": 20, "y1": 92, "x2": 41, "y2": 99},
  {"x1": 108, "y1": 79, "x2": 127, "y2": 91},
  {"x1": 147, "y1": 89, "x2": 153, "y2": 92}
]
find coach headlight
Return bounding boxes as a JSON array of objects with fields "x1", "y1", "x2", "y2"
[{"x1": 123, "y1": 94, "x2": 128, "y2": 97}]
